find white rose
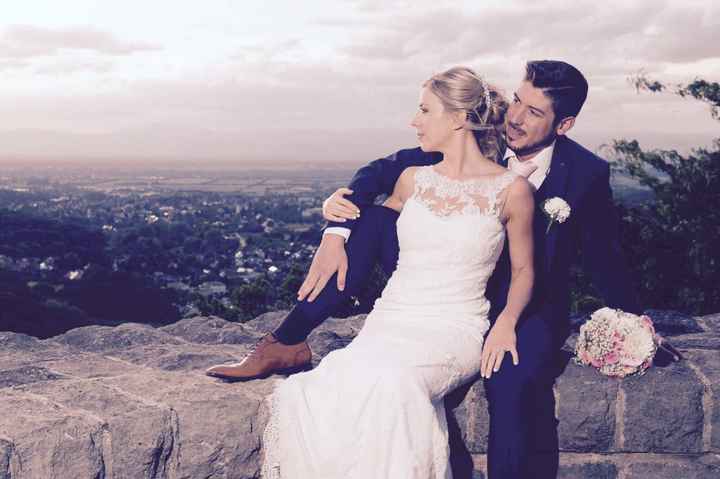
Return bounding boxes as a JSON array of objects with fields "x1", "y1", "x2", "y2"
[{"x1": 622, "y1": 328, "x2": 656, "y2": 367}]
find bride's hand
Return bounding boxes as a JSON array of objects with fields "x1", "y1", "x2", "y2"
[
  {"x1": 323, "y1": 188, "x2": 360, "y2": 222},
  {"x1": 481, "y1": 319, "x2": 519, "y2": 379}
]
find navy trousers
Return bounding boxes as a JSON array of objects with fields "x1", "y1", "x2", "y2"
[
  {"x1": 273, "y1": 205, "x2": 400, "y2": 344},
  {"x1": 273, "y1": 205, "x2": 564, "y2": 479},
  {"x1": 484, "y1": 315, "x2": 563, "y2": 478}
]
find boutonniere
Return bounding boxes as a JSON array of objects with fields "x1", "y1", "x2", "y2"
[{"x1": 541, "y1": 197, "x2": 571, "y2": 234}]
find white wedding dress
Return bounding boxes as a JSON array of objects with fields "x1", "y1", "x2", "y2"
[{"x1": 262, "y1": 166, "x2": 519, "y2": 479}]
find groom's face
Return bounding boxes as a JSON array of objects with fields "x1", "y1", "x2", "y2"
[{"x1": 505, "y1": 81, "x2": 557, "y2": 158}]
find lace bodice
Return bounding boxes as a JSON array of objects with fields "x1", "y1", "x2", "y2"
[
  {"x1": 412, "y1": 165, "x2": 517, "y2": 218},
  {"x1": 370, "y1": 166, "x2": 519, "y2": 334}
]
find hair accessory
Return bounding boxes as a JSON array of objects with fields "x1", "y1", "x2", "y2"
[
  {"x1": 469, "y1": 74, "x2": 493, "y2": 126},
  {"x1": 479, "y1": 81, "x2": 493, "y2": 124}
]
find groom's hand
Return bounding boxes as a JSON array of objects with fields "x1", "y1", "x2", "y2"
[
  {"x1": 297, "y1": 234, "x2": 348, "y2": 302},
  {"x1": 481, "y1": 320, "x2": 519, "y2": 379},
  {"x1": 323, "y1": 188, "x2": 360, "y2": 222}
]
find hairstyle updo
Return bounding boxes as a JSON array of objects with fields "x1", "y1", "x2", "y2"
[{"x1": 423, "y1": 66, "x2": 508, "y2": 162}]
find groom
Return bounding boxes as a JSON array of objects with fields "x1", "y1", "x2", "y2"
[{"x1": 207, "y1": 60, "x2": 639, "y2": 478}]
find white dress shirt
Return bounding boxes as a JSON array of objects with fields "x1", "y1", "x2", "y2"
[{"x1": 504, "y1": 141, "x2": 555, "y2": 191}]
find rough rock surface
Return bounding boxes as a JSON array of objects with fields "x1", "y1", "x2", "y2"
[{"x1": 0, "y1": 311, "x2": 718, "y2": 478}]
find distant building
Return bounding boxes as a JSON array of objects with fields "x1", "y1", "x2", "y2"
[
  {"x1": 167, "y1": 282, "x2": 192, "y2": 292},
  {"x1": 66, "y1": 270, "x2": 84, "y2": 281},
  {"x1": 180, "y1": 303, "x2": 201, "y2": 318},
  {"x1": 0, "y1": 255, "x2": 15, "y2": 270},
  {"x1": 197, "y1": 281, "x2": 227, "y2": 297},
  {"x1": 39, "y1": 257, "x2": 56, "y2": 271},
  {"x1": 262, "y1": 218, "x2": 276, "y2": 234},
  {"x1": 302, "y1": 207, "x2": 323, "y2": 219}
]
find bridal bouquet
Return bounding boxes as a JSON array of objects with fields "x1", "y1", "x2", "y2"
[{"x1": 575, "y1": 308, "x2": 664, "y2": 378}]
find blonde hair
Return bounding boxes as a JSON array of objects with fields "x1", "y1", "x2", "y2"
[{"x1": 423, "y1": 66, "x2": 508, "y2": 162}]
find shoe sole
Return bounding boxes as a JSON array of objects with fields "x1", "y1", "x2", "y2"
[{"x1": 207, "y1": 363, "x2": 313, "y2": 383}]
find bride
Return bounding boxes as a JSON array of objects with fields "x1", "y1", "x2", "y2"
[{"x1": 261, "y1": 67, "x2": 535, "y2": 478}]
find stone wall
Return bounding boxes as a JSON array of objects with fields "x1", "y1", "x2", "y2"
[{"x1": 0, "y1": 311, "x2": 718, "y2": 478}]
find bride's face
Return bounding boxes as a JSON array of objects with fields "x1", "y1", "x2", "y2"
[{"x1": 410, "y1": 87, "x2": 459, "y2": 153}]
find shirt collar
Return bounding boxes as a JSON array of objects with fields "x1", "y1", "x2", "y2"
[{"x1": 504, "y1": 140, "x2": 556, "y2": 172}]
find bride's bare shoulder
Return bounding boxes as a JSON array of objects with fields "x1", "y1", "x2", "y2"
[
  {"x1": 398, "y1": 165, "x2": 423, "y2": 185},
  {"x1": 383, "y1": 166, "x2": 423, "y2": 212}
]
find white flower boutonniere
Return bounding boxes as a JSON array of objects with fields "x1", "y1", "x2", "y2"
[{"x1": 541, "y1": 197, "x2": 571, "y2": 234}]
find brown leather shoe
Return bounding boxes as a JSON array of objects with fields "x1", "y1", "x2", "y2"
[{"x1": 205, "y1": 334, "x2": 312, "y2": 381}]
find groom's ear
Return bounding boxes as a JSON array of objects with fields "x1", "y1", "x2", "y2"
[{"x1": 555, "y1": 116, "x2": 576, "y2": 136}]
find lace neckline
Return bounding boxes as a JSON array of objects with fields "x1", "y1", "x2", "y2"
[
  {"x1": 428, "y1": 165, "x2": 514, "y2": 186},
  {"x1": 410, "y1": 166, "x2": 518, "y2": 219}
]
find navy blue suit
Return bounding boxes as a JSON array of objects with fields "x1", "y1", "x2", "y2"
[{"x1": 273, "y1": 135, "x2": 638, "y2": 478}]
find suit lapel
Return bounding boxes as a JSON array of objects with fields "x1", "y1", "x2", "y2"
[{"x1": 536, "y1": 137, "x2": 572, "y2": 273}]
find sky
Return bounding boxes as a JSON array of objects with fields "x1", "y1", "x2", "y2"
[{"x1": 0, "y1": 0, "x2": 718, "y2": 163}]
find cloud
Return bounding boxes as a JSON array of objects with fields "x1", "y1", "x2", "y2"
[
  {"x1": 0, "y1": 58, "x2": 29, "y2": 71},
  {"x1": 0, "y1": 25, "x2": 161, "y2": 59},
  {"x1": 0, "y1": 1, "x2": 716, "y2": 161},
  {"x1": 33, "y1": 60, "x2": 114, "y2": 75},
  {"x1": 230, "y1": 38, "x2": 304, "y2": 62},
  {"x1": 335, "y1": 1, "x2": 720, "y2": 83}
]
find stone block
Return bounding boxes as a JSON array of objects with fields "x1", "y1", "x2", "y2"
[
  {"x1": 0, "y1": 438, "x2": 12, "y2": 479},
  {"x1": 556, "y1": 363, "x2": 618, "y2": 452},
  {"x1": 19, "y1": 379, "x2": 178, "y2": 479},
  {"x1": 44, "y1": 351, "x2": 148, "y2": 379},
  {"x1": 698, "y1": 312, "x2": 720, "y2": 332},
  {"x1": 53, "y1": 322, "x2": 185, "y2": 353},
  {"x1": 625, "y1": 458, "x2": 720, "y2": 478},
  {"x1": 103, "y1": 369, "x2": 273, "y2": 479},
  {"x1": 0, "y1": 331, "x2": 42, "y2": 351},
  {"x1": 557, "y1": 461, "x2": 618, "y2": 479},
  {"x1": 0, "y1": 365, "x2": 67, "y2": 388},
  {"x1": 159, "y1": 315, "x2": 257, "y2": 345},
  {"x1": 670, "y1": 333, "x2": 720, "y2": 350},
  {"x1": 239, "y1": 310, "x2": 288, "y2": 336},
  {"x1": 684, "y1": 349, "x2": 720, "y2": 452},
  {"x1": 621, "y1": 361, "x2": 704, "y2": 452},
  {"x1": 0, "y1": 390, "x2": 106, "y2": 478},
  {"x1": 453, "y1": 380, "x2": 489, "y2": 453},
  {"x1": 643, "y1": 309, "x2": 705, "y2": 335},
  {"x1": 112, "y1": 342, "x2": 245, "y2": 371},
  {"x1": 0, "y1": 312, "x2": 718, "y2": 477}
]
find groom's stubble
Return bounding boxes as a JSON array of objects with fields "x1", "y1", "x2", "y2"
[{"x1": 504, "y1": 128, "x2": 557, "y2": 159}]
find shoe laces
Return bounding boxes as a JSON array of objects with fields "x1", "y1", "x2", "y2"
[{"x1": 245, "y1": 334, "x2": 274, "y2": 358}]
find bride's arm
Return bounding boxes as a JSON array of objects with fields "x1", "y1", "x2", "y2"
[
  {"x1": 481, "y1": 177, "x2": 535, "y2": 379},
  {"x1": 381, "y1": 167, "x2": 418, "y2": 213},
  {"x1": 499, "y1": 178, "x2": 535, "y2": 323}
]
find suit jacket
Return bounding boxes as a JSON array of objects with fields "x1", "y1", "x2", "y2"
[{"x1": 328, "y1": 136, "x2": 639, "y2": 337}]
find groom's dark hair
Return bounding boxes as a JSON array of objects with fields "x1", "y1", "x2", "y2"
[{"x1": 524, "y1": 60, "x2": 588, "y2": 123}]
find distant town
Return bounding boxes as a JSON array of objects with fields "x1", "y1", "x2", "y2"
[{"x1": 0, "y1": 159, "x2": 651, "y2": 335}]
